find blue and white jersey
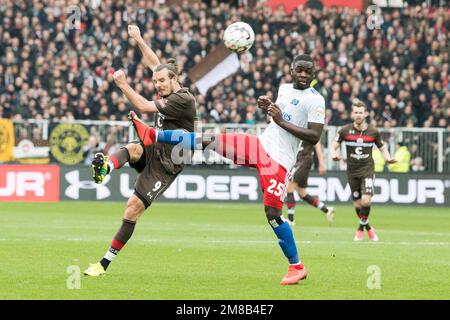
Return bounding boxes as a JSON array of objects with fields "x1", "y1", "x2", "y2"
[{"x1": 258, "y1": 83, "x2": 325, "y2": 171}]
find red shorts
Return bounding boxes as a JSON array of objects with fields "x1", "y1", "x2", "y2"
[{"x1": 216, "y1": 133, "x2": 289, "y2": 209}]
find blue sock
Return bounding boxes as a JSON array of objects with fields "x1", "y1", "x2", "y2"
[
  {"x1": 270, "y1": 218, "x2": 299, "y2": 264},
  {"x1": 157, "y1": 130, "x2": 197, "y2": 150}
]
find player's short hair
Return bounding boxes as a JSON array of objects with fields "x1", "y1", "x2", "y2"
[
  {"x1": 351, "y1": 98, "x2": 366, "y2": 110},
  {"x1": 154, "y1": 58, "x2": 179, "y2": 79},
  {"x1": 292, "y1": 54, "x2": 314, "y2": 69}
]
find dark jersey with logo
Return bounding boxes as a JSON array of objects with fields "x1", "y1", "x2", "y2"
[
  {"x1": 336, "y1": 123, "x2": 384, "y2": 177},
  {"x1": 153, "y1": 87, "x2": 197, "y2": 174}
]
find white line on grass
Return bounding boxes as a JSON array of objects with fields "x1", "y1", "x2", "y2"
[{"x1": 0, "y1": 238, "x2": 449, "y2": 246}]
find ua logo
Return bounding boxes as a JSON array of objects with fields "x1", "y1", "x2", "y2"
[{"x1": 65, "y1": 170, "x2": 111, "y2": 200}]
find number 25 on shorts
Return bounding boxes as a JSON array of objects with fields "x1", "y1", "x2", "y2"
[{"x1": 266, "y1": 179, "x2": 284, "y2": 197}]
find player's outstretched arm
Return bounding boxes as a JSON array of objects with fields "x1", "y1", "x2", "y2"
[
  {"x1": 128, "y1": 25, "x2": 161, "y2": 72},
  {"x1": 379, "y1": 144, "x2": 397, "y2": 164},
  {"x1": 267, "y1": 103, "x2": 323, "y2": 145},
  {"x1": 113, "y1": 69, "x2": 159, "y2": 113}
]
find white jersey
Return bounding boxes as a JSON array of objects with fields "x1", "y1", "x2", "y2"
[{"x1": 258, "y1": 83, "x2": 326, "y2": 171}]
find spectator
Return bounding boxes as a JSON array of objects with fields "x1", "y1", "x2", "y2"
[
  {"x1": 388, "y1": 142, "x2": 411, "y2": 173},
  {"x1": 0, "y1": 0, "x2": 448, "y2": 130}
]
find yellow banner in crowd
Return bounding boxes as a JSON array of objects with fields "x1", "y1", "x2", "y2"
[{"x1": 0, "y1": 119, "x2": 15, "y2": 162}]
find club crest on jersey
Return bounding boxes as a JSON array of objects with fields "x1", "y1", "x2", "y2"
[
  {"x1": 291, "y1": 99, "x2": 299, "y2": 106},
  {"x1": 282, "y1": 112, "x2": 292, "y2": 121}
]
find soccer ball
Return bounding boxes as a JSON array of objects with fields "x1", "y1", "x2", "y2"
[{"x1": 223, "y1": 22, "x2": 255, "y2": 53}]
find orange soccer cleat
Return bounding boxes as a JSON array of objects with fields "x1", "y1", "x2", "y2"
[
  {"x1": 128, "y1": 111, "x2": 157, "y2": 147},
  {"x1": 354, "y1": 230, "x2": 364, "y2": 241},
  {"x1": 367, "y1": 228, "x2": 379, "y2": 241},
  {"x1": 280, "y1": 264, "x2": 308, "y2": 285}
]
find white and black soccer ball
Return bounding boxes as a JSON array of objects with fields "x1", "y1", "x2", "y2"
[{"x1": 223, "y1": 22, "x2": 255, "y2": 53}]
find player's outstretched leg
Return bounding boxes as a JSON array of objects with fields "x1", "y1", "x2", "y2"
[
  {"x1": 299, "y1": 189, "x2": 335, "y2": 224},
  {"x1": 265, "y1": 206, "x2": 307, "y2": 285},
  {"x1": 128, "y1": 111, "x2": 157, "y2": 147}
]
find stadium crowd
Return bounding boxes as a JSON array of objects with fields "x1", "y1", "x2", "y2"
[{"x1": 0, "y1": 0, "x2": 449, "y2": 130}]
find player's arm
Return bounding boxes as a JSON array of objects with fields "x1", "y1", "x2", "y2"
[
  {"x1": 128, "y1": 25, "x2": 160, "y2": 72},
  {"x1": 267, "y1": 103, "x2": 323, "y2": 145},
  {"x1": 330, "y1": 140, "x2": 342, "y2": 161},
  {"x1": 314, "y1": 142, "x2": 326, "y2": 175},
  {"x1": 113, "y1": 69, "x2": 159, "y2": 113},
  {"x1": 379, "y1": 143, "x2": 397, "y2": 164},
  {"x1": 374, "y1": 130, "x2": 397, "y2": 164}
]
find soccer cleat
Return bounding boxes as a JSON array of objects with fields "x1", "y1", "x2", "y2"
[
  {"x1": 354, "y1": 230, "x2": 364, "y2": 241},
  {"x1": 84, "y1": 262, "x2": 106, "y2": 277},
  {"x1": 326, "y1": 207, "x2": 335, "y2": 224},
  {"x1": 128, "y1": 111, "x2": 157, "y2": 147},
  {"x1": 367, "y1": 228, "x2": 379, "y2": 241},
  {"x1": 287, "y1": 215, "x2": 295, "y2": 226},
  {"x1": 92, "y1": 153, "x2": 109, "y2": 184},
  {"x1": 280, "y1": 264, "x2": 307, "y2": 285}
]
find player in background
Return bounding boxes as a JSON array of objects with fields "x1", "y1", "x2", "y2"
[
  {"x1": 285, "y1": 141, "x2": 335, "y2": 226},
  {"x1": 330, "y1": 99, "x2": 396, "y2": 241},
  {"x1": 128, "y1": 54, "x2": 326, "y2": 285},
  {"x1": 84, "y1": 25, "x2": 197, "y2": 276}
]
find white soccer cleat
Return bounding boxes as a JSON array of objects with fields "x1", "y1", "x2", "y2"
[{"x1": 326, "y1": 207, "x2": 335, "y2": 224}]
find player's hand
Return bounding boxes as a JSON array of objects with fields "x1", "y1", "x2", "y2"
[
  {"x1": 113, "y1": 69, "x2": 127, "y2": 88},
  {"x1": 257, "y1": 96, "x2": 272, "y2": 112},
  {"x1": 128, "y1": 25, "x2": 141, "y2": 40},
  {"x1": 386, "y1": 158, "x2": 397, "y2": 164},
  {"x1": 332, "y1": 155, "x2": 342, "y2": 161},
  {"x1": 319, "y1": 165, "x2": 326, "y2": 176},
  {"x1": 267, "y1": 103, "x2": 283, "y2": 124}
]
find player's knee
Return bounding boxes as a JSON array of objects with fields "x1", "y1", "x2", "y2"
[
  {"x1": 264, "y1": 206, "x2": 282, "y2": 221},
  {"x1": 298, "y1": 188, "x2": 307, "y2": 198},
  {"x1": 361, "y1": 197, "x2": 372, "y2": 207},
  {"x1": 126, "y1": 143, "x2": 143, "y2": 162},
  {"x1": 125, "y1": 196, "x2": 146, "y2": 221}
]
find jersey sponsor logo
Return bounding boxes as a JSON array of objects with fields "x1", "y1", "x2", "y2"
[
  {"x1": 50, "y1": 124, "x2": 89, "y2": 165},
  {"x1": 291, "y1": 99, "x2": 299, "y2": 106},
  {"x1": 350, "y1": 152, "x2": 370, "y2": 160},
  {"x1": 0, "y1": 164, "x2": 60, "y2": 202},
  {"x1": 310, "y1": 88, "x2": 319, "y2": 95}
]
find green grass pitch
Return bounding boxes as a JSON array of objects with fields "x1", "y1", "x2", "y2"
[{"x1": 0, "y1": 201, "x2": 449, "y2": 299}]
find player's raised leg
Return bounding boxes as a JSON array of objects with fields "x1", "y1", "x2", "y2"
[
  {"x1": 297, "y1": 187, "x2": 335, "y2": 224},
  {"x1": 92, "y1": 142, "x2": 143, "y2": 184}
]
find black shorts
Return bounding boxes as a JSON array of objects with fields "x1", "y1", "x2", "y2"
[
  {"x1": 129, "y1": 141, "x2": 180, "y2": 209},
  {"x1": 348, "y1": 174, "x2": 375, "y2": 200},
  {"x1": 292, "y1": 157, "x2": 313, "y2": 188}
]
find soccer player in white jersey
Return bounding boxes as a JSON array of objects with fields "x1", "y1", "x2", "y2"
[{"x1": 127, "y1": 54, "x2": 325, "y2": 285}]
